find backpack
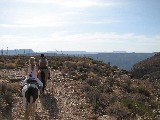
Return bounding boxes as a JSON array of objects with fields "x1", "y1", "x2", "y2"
[{"x1": 39, "y1": 58, "x2": 47, "y2": 67}]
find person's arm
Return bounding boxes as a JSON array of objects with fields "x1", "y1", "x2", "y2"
[
  {"x1": 36, "y1": 66, "x2": 38, "y2": 76},
  {"x1": 25, "y1": 65, "x2": 29, "y2": 75},
  {"x1": 45, "y1": 59, "x2": 48, "y2": 66},
  {"x1": 39, "y1": 59, "x2": 41, "y2": 66}
]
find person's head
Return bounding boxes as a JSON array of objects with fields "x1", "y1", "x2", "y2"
[
  {"x1": 29, "y1": 57, "x2": 36, "y2": 65},
  {"x1": 41, "y1": 54, "x2": 44, "y2": 58}
]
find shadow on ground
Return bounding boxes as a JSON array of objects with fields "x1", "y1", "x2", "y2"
[
  {"x1": 0, "y1": 82, "x2": 14, "y2": 120},
  {"x1": 1, "y1": 104, "x2": 13, "y2": 119},
  {"x1": 40, "y1": 93, "x2": 59, "y2": 119}
]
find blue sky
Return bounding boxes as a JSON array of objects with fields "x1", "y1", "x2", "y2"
[{"x1": 0, "y1": 0, "x2": 160, "y2": 53}]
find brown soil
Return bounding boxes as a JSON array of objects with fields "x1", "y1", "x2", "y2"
[{"x1": 0, "y1": 69, "x2": 93, "y2": 120}]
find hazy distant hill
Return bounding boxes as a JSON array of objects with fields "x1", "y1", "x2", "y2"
[
  {"x1": 1, "y1": 49, "x2": 156, "y2": 70},
  {"x1": 84, "y1": 53, "x2": 156, "y2": 70},
  {"x1": 1, "y1": 49, "x2": 34, "y2": 55}
]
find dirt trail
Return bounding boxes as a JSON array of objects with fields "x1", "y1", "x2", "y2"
[
  {"x1": 1, "y1": 69, "x2": 93, "y2": 120},
  {"x1": 42, "y1": 70, "x2": 93, "y2": 120}
]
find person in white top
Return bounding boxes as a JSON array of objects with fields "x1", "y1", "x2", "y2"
[{"x1": 20, "y1": 57, "x2": 43, "y2": 87}]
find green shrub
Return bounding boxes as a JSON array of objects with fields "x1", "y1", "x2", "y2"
[
  {"x1": 137, "y1": 87, "x2": 150, "y2": 97},
  {"x1": 64, "y1": 61, "x2": 77, "y2": 69},
  {"x1": 50, "y1": 61, "x2": 63, "y2": 70},
  {"x1": 79, "y1": 73, "x2": 88, "y2": 80},
  {"x1": 122, "y1": 83, "x2": 132, "y2": 93},
  {"x1": 86, "y1": 87, "x2": 101, "y2": 113},
  {"x1": 98, "y1": 83, "x2": 113, "y2": 93},
  {"x1": 86, "y1": 77, "x2": 100, "y2": 86},
  {"x1": 105, "y1": 102, "x2": 130, "y2": 119},
  {"x1": 122, "y1": 99, "x2": 155, "y2": 118},
  {"x1": 1, "y1": 82, "x2": 14, "y2": 105},
  {"x1": 5, "y1": 63, "x2": 16, "y2": 69},
  {"x1": 88, "y1": 72, "x2": 96, "y2": 78},
  {"x1": 0, "y1": 62, "x2": 5, "y2": 69},
  {"x1": 81, "y1": 84, "x2": 91, "y2": 92}
]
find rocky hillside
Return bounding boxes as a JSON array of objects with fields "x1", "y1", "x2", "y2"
[
  {"x1": 131, "y1": 52, "x2": 160, "y2": 79},
  {"x1": 1, "y1": 55, "x2": 160, "y2": 119}
]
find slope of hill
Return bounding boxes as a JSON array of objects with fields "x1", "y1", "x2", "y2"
[
  {"x1": 1, "y1": 55, "x2": 160, "y2": 119},
  {"x1": 131, "y1": 52, "x2": 160, "y2": 79}
]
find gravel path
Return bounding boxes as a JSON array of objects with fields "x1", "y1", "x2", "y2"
[{"x1": 1, "y1": 69, "x2": 93, "y2": 120}]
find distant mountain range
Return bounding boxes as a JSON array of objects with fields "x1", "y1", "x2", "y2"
[
  {"x1": 1, "y1": 49, "x2": 156, "y2": 70},
  {"x1": 1, "y1": 49, "x2": 34, "y2": 55}
]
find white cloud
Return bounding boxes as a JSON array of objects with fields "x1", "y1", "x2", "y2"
[
  {"x1": 41, "y1": 32, "x2": 160, "y2": 52},
  {"x1": 6, "y1": 0, "x2": 114, "y2": 8},
  {"x1": 82, "y1": 19, "x2": 122, "y2": 24},
  {"x1": 0, "y1": 35, "x2": 38, "y2": 50},
  {"x1": 49, "y1": 32, "x2": 160, "y2": 45},
  {"x1": 1, "y1": 32, "x2": 159, "y2": 52},
  {"x1": 0, "y1": 10, "x2": 120, "y2": 28},
  {"x1": 0, "y1": 0, "x2": 122, "y2": 28},
  {"x1": 0, "y1": 9, "x2": 74, "y2": 27}
]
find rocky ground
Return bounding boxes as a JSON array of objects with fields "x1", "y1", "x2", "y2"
[
  {"x1": 0, "y1": 69, "x2": 95, "y2": 120},
  {"x1": 1, "y1": 54, "x2": 160, "y2": 120}
]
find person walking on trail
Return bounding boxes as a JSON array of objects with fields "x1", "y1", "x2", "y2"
[{"x1": 20, "y1": 57, "x2": 43, "y2": 96}]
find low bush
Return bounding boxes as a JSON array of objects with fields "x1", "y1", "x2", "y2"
[
  {"x1": 0, "y1": 62, "x2": 5, "y2": 69},
  {"x1": 122, "y1": 99, "x2": 155, "y2": 118},
  {"x1": 1, "y1": 82, "x2": 14, "y2": 105},
  {"x1": 137, "y1": 87, "x2": 150, "y2": 97},
  {"x1": 86, "y1": 77, "x2": 100, "y2": 86},
  {"x1": 5, "y1": 63, "x2": 16, "y2": 69},
  {"x1": 88, "y1": 72, "x2": 96, "y2": 78},
  {"x1": 105, "y1": 101, "x2": 130, "y2": 119}
]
